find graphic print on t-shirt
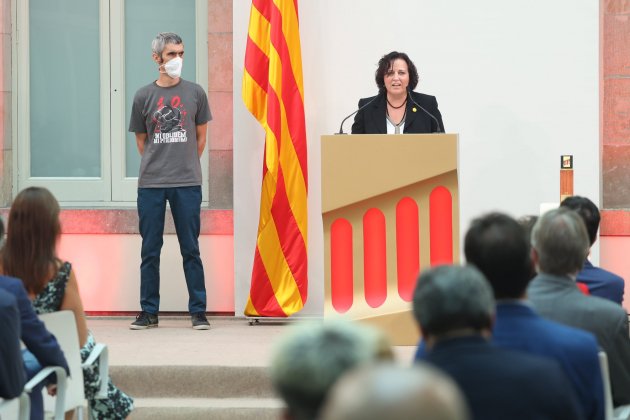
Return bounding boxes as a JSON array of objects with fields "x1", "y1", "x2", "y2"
[{"x1": 152, "y1": 95, "x2": 189, "y2": 144}]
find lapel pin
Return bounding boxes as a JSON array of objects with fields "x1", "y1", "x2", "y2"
[{"x1": 412, "y1": 107, "x2": 417, "y2": 113}]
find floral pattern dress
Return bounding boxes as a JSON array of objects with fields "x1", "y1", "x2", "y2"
[{"x1": 32, "y1": 262, "x2": 134, "y2": 419}]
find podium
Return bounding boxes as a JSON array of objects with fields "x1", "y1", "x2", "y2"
[{"x1": 321, "y1": 134, "x2": 459, "y2": 345}]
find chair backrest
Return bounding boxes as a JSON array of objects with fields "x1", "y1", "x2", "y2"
[
  {"x1": 0, "y1": 396, "x2": 20, "y2": 420},
  {"x1": 0, "y1": 392, "x2": 30, "y2": 420},
  {"x1": 38, "y1": 311, "x2": 85, "y2": 415},
  {"x1": 599, "y1": 350, "x2": 614, "y2": 420}
]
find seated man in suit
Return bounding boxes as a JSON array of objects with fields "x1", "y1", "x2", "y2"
[
  {"x1": 465, "y1": 212, "x2": 604, "y2": 420},
  {"x1": 413, "y1": 265, "x2": 583, "y2": 420},
  {"x1": 0, "y1": 288, "x2": 25, "y2": 399},
  {"x1": 528, "y1": 208, "x2": 630, "y2": 407},
  {"x1": 560, "y1": 195, "x2": 625, "y2": 304}
]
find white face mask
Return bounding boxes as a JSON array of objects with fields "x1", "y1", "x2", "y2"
[{"x1": 162, "y1": 56, "x2": 182, "y2": 79}]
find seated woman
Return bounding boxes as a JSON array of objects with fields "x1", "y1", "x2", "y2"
[
  {"x1": 0, "y1": 187, "x2": 133, "y2": 419},
  {"x1": 351, "y1": 51, "x2": 444, "y2": 134}
]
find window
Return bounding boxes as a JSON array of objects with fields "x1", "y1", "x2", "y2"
[{"x1": 15, "y1": 0, "x2": 208, "y2": 204}]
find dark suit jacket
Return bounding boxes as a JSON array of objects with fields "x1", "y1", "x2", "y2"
[
  {"x1": 528, "y1": 273, "x2": 630, "y2": 406},
  {"x1": 426, "y1": 335, "x2": 583, "y2": 420},
  {"x1": 493, "y1": 302, "x2": 604, "y2": 420},
  {"x1": 577, "y1": 260, "x2": 625, "y2": 305},
  {"x1": 351, "y1": 91, "x2": 444, "y2": 134},
  {"x1": 0, "y1": 288, "x2": 25, "y2": 398},
  {"x1": 0, "y1": 276, "x2": 69, "y2": 377}
]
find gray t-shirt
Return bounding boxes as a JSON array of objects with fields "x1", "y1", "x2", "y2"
[{"x1": 128, "y1": 79, "x2": 212, "y2": 188}]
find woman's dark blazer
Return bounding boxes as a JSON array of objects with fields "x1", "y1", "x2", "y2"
[{"x1": 351, "y1": 91, "x2": 444, "y2": 134}]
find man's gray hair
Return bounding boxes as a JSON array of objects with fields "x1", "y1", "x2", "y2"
[
  {"x1": 321, "y1": 363, "x2": 470, "y2": 420},
  {"x1": 270, "y1": 320, "x2": 391, "y2": 420},
  {"x1": 151, "y1": 32, "x2": 183, "y2": 56},
  {"x1": 531, "y1": 207, "x2": 590, "y2": 276},
  {"x1": 413, "y1": 265, "x2": 494, "y2": 337}
]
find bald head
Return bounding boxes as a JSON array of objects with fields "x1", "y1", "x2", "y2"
[{"x1": 321, "y1": 363, "x2": 469, "y2": 420}]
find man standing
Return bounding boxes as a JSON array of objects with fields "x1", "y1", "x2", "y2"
[
  {"x1": 560, "y1": 195, "x2": 625, "y2": 304},
  {"x1": 128, "y1": 32, "x2": 211, "y2": 330},
  {"x1": 528, "y1": 208, "x2": 630, "y2": 406}
]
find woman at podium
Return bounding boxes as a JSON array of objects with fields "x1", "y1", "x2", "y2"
[{"x1": 351, "y1": 51, "x2": 444, "y2": 134}]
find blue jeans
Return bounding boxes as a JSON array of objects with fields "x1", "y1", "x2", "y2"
[
  {"x1": 23, "y1": 350, "x2": 44, "y2": 420},
  {"x1": 138, "y1": 186, "x2": 206, "y2": 314}
]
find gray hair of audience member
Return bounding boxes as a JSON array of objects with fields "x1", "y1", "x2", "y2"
[
  {"x1": 413, "y1": 265, "x2": 495, "y2": 338},
  {"x1": 320, "y1": 363, "x2": 470, "y2": 420},
  {"x1": 531, "y1": 207, "x2": 590, "y2": 276},
  {"x1": 151, "y1": 32, "x2": 183, "y2": 56},
  {"x1": 270, "y1": 320, "x2": 393, "y2": 420}
]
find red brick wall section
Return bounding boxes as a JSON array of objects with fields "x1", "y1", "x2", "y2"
[
  {"x1": 602, "y1": 1, "x2": 630, "y2": 212},
  {"x1": 601, "y1": 1, "x2": 630, "y2": 234},
  {"x1": 207, "y1": 0, "x2": 234, "y2": 210}
]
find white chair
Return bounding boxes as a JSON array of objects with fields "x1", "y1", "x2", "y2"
[
  {"x1": 37, "y1": 311, "x2": 109, "y2": 420},
  {"x1": 0, "y1": 392, "x2": 31, "y2": 420},
  {"x1": 599, "y1": 351, "x2": 630, "y2": 420},
  {"x1": 23, "y1": 365, "x2": 68, "y2": 420},
  {"x1": 0, "y1": 396, "x2": 20, "y2": 420}
]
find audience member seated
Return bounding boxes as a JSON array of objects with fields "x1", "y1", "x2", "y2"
[
  {"x1": 0, "y1": 187, "x2": 133, "y2": 419},
  {"x1": 320, "y1": 363, "x2": 470, "y2": 420},
  {"x1": 413, "y1": 265, "x2": 583, "y2": 420},
  {"x1": 465, "y1": 212, "x2": 604, "y2": 420},
  {"x1": 0, "y1": 287, "x2": 25, "y2": 399},
  {"x1": 0, "y1": 217, "x2": 69, "y2": 420},
  {"x1": 527, "y1": 208, "x2": 630, "y2": 406},
  {"x1": 520, "y1": 212, "x2": 591, "y2": 295},
  {"x1": 560, "y1": 195, "x2": 625, "y2": 304},
  {"x1": 270, "y1": 320, "x2": 393, "y2": 420}
]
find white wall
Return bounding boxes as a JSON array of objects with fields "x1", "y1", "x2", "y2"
[
  {"x1": 233, "y1": 0, "x2": 599, "y2": 317},
  {"x1": 60, "y1": 234, "x2": 234, "y2": 312}
]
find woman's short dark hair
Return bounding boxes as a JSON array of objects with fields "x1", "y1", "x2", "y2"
[{"x1": 375, "y1": 51, "x2": 419, "y2": 94}]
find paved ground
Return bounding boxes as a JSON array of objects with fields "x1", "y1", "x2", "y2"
[{"x1": 87, "y1": 316, "x2": 417, "y2": 367}]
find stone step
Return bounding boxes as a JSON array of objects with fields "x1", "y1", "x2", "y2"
[
  {"x1": 130, "y1": 397, "x2": 284, "y2": 420},
  {"x1": 110, "y1": 365, "x2": 276, "y2": 399}
]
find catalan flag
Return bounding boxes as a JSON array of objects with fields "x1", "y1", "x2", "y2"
[{"x1": 242, "y1": 0, "x2": 308, "y2": 317}]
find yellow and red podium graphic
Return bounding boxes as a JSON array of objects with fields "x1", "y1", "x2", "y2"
[{"x1": 321, "y1": 134, "x2": 459, "y2": 344}]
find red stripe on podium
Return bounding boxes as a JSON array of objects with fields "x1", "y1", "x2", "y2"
[
  {"x1": 363, "y1": 209, "x2": 387, "y2": 308},
  {"x1": 430, "y1": 187, "x2": 453, "y2": 266},
  {"x1": 331, "y1": 218, "x2": 353, "y2": 313},
  {"x1": 396, "y1": 197, "x2": 419, "y2": 302}
]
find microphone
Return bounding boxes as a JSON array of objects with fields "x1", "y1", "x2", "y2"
[
  {"x1": 407, "y1": 88, "x2": 443, "y2": 133},
  {"x1": 336, "y1": 93, "x2": 382, "y2": 135}
]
